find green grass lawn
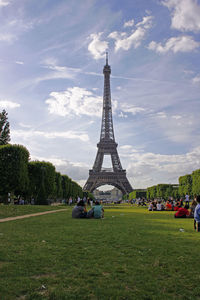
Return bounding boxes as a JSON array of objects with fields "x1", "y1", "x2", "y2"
[
  {"x1": 0, "y1": 204, "x2": 66, "y2": 219},
  {"x1": 0, "y1": 205, "x2": 200, "y2": 300}
]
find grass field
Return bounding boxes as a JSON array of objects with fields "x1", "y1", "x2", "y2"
[
  {"x1": 0, "y1": 204, "x2": 65, "y2": 219},
  {"x1": 0, "y1": 205, "x2": 200, "y2": 300}
]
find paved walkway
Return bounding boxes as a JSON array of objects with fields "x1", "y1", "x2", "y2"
[{"x1": 0, "y1": 209, "x2": 68, "y2": 223}]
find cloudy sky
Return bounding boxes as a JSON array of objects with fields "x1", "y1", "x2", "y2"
[{"x1": 0, "y1": 0, "x2": 200, "y2": 190}]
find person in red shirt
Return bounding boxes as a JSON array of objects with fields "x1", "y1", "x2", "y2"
[
  {"x1": 165, "y1": 200, "x2": 172, "y2": 210},
  {"x1": 174, "y1": 205, "x2": 190, "y2": 218}
]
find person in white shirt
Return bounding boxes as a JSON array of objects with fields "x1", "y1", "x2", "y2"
[
  {"x1": 185, "y1": 194, "x2": 190, "y2": 207},
  {"x1": 157, "y1": 202, "x2": 162, "y2": 211}
]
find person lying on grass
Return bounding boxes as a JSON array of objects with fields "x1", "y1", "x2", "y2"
[
  {"x1": 72, "y1": 200, "x2": 87, "y2": 218},
  {"x1": 174, "y1": 204, "x2": 190, "y2": 218}
]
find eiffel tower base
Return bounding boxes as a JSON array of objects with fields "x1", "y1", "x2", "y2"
[{"x1": 83, "y1": 170, "x2": 132, "y2": 195}]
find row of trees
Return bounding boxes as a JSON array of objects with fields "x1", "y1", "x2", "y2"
[
  {"x1": 128, "y1": 189, "x2": 147, "y2": 200},
  {"x1": 128, "y1": 169, "x2": 200, "y2": 200},
  {"x1": 146, "y1": 184, "x2": 179, "y2": 200},
  {"x1": 0, "y1": 110, "x2": 93, "y2": 204},
  {"x1": 179, "y1": 169, "x2": 200, "y2": 197},
  {"x1": 0, "y1": 144, "x2": 87, "y2": 204}
]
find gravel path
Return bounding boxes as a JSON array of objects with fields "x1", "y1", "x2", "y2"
[{"x1": 0, "y1": 209, "x2": 68, "y2": 223}]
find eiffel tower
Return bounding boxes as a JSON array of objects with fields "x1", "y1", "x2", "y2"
[{"x1": 83, "y1": 53, "x2": 133, "y2": 195}]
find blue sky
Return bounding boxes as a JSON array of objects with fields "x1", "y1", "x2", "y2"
[{"x1": 0, "y1": 0, "x2": 200, "y2": 190}]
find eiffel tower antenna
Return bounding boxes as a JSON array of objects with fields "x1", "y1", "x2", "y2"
[
  {"x1": 106, "y1": 51, "x2": 108, "y2": 65},
  {"x1": 83, "y1": 56, "x2": 133, "y2": 195}
]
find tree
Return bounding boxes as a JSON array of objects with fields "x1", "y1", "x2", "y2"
[
  {"x1": 129, "y1": 189, "x2": 146, "y2": 200},
  {"x1": 62, "y1": 175, "x2": 71, "y2": 200},
  {"x1": 156, "y1": 184, "x2": 170, "y2": 199},
  {"x1": 192, "y1": 169, "x2": 200, "y2": 196},
  {"x1": 0, "y1": 144, "x2": 29, "y2": 200},
  {"x1": 0, "y1": 109, "x2": 10, "y2": 145},
  {"x1": 54, "y1": 172, "x2": 63, "y2": 200},
  {"x1": 147, "y1": 185, "x2": 157, "y2": 199},
  {"x1": 179, "y1": 174, "x2": 192, "y2": 196},
  {"x1": 28, "y1": 161, "x2": 56, "y2": 204}
]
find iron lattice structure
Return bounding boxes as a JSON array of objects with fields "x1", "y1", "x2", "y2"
[{"x1": 83, "y1": 54, "x2": 133, "y2": 195}]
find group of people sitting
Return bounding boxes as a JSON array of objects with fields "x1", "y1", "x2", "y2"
[
  {"x1": 72, "y1": 200, "x2": 104, "y2": 219},
  {"x1": 147, "y1": 195, "x2": 200, "y2": 232},
  {"x1": 148, "y1": 198, "x2": 198, "y2": 218}
]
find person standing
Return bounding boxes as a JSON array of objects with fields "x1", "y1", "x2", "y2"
[
  {"x1": 185, "y1": 194, "x2": 190, "y2": 207},
  {"x1": 194, "y1": 195, "x2": 200, "y2": 232}
]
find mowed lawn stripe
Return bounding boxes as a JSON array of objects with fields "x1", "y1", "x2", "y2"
[{"x1": 0, "y1": 208, "x2": 68, "y2": 223}]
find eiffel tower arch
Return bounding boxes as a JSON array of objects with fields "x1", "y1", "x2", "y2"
[{"x1": 83, "y1": 54, "x2": 133, "y2": 195}]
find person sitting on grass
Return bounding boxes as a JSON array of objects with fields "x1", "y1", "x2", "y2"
[
  {"x1": 174, "y1": 204, "x2": 190, "y2": 218},
  {"x1": 148, "y1": 201, "x2": 153, "y2": 211},
  {"x1": 165, "y1": 200, "x2": 172, "y2": 211},
  {"x1": 174, "y1": 202, "x2": 181, "y2": 211},
  {"x1": 194, "y1": 195, "x2": 200, "y2": 232},
  {"x1": 93, "y1": 201, "x2": 104, "y2": 219},
  {"x1": 72, "y1": 200, "x2": 87, "y2": 218}
]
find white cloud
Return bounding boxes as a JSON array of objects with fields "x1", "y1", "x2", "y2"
[
  {"x1": 136, "y1": 16, "x2": 153, "y2": 29},
  {"x1": 0, "y1": 33, "x2": 15, "y2": 42},
  {"x1": 11, "y1": 129, "x2": 89, "y2": 142},
  {"x1": 124, "y1": 19, "x2": 134, "y2": 28},
  {"x1": 162, "y1": 0, "x2": 200, "y2": 32},
  {"x1": 88, "y1": 32, "x2": 108, "y2": 60},
  {"x1": 172, "y1": 115, "x2": 182, "y2": 120},
  {"x1": 38, "y1": 58, "x2": 78, "y2": 82},
  {"x1": 0, "y1": 0, "x2": 9, "y2": 7},
  {"x1": 109, "y1": 15, "x2": 153, "y2": 51},
  {"x1": 153, "y1": 111, "x2": 194, "y2": 144},
  {"x1": 156, "y1": 112, "x2": 167, "y2": 118},
  {"x1": 118, "y1": 111, "x2": 128, "y2": 118},
  {"x1": 0, "y1": 100, "x2": 20, "y2": 109},
  {"x1": 19, "y1": 122, "x2": 31, "y2": 128},
  {"x1": 15, "y1": 61, "x2": 24, "y2": 65},
  {"x1": 0, "y1": 17, "x2": 34, "y2": 45},
  {"x1": 192, "y1": 75, "x2": 200, "y2": 84},
  {"x1": 45, "y1": 86, "x2": 103, "y2": 118},
  {"x1": 121, "y1": 103, "x2": 145, "y2": 115},
  {"x1": 120, "y1": 145, "x2": 200, "y2": 188},
  {"x1": 120, "y1": 145, "x2": 140, "y2": 152},
  {"x1": 148, "y1": 35, "x2": 200, "y2": 53}
]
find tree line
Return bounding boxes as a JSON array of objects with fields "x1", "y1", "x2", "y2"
[
  {"x1": 128, "y1": 170, "x2": 200, "y2": 200},
  {"x1": 0, "y1": 144, "x2": 88, "y2": 204},
  {"x1": 0, "y1": 109, "x2": 94, "y2": 204}
]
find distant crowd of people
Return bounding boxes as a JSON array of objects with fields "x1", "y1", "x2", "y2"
[{"x1": 130, "y1": 194, "x2": 200, "y2": 232}]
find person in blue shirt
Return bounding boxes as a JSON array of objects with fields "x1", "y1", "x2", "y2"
[
  {"x1": 194, "y1": 195, "x2": 200, "y2": 232},
  {"x1": 93, "y1": 201, "x2": 104, "y2": 219}
]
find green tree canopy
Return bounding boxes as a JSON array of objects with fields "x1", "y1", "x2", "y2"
[
  {"x1": 28, "y1": 161, "x2": 56, "y2": 204},
  {"x1": 179, "y1": 174, "x2": 192, "y2": 196},
  {"x1": 0, "y1": 144, "x2": 29, "y2": 198},
  {"x1": 55, "y1": 172, "x2": 63, "y2": 200},
  {"x1": 192, "y1": 169, "x2": 200, "y2": 196},
  {"x1": 0, "y1": 109, "x2": 10, "y2": 145}
]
